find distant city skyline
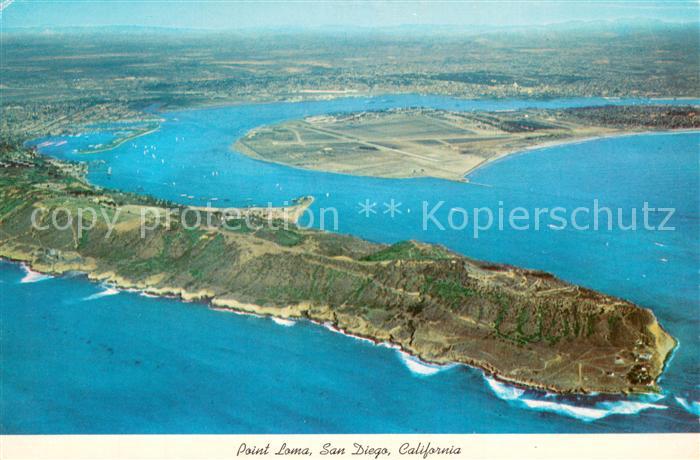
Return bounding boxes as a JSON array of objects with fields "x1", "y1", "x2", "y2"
[{"x1": 1, "y1": 0, "x2": 698, "y2": 31}]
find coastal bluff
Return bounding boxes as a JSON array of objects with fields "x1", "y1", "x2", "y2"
[{"x1": 0, "y1": 146, "x2": 676, "y2": 394}]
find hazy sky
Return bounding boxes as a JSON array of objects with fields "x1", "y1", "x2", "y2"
[{"x1": 1, "y1": 0, "x2": 698, "y2": 30}]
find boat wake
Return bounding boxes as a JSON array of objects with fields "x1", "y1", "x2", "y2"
[
  {"x1": 19, "y1": 265, "x2": 53, "y2": 283},
  {"x1": 484, "y1": 376, "x2": 667, "y2": 422},
  {"x1": 396, "y1": 351, "x2": 456, "y2": 376}
]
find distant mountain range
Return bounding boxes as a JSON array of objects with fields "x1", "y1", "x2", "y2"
[{"x1": 2, "y1": 18, "x2": 697, "y2": 36}]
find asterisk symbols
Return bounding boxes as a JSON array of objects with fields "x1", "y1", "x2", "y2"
[
  {"x1": 358, "y1": 199, "x2": 377, "y2": 217},
  {"x1": 383, "y1": 199, "x2": 402, "y2": 218},
  {"x1": 358, "y1": 198, "x2": 403, "y2": 218}
]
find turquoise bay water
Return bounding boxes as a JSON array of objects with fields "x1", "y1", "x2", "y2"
[{"x1": 5, "y1": 95, "x2": 699, "y2": 433}]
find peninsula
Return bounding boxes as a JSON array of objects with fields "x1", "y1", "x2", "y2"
[
  {"x1": 0, "y1": 145, "x2": 676, "y2": 394},
  {"x1": 235, "y1": 106, "x2": 699, "y2": 181}
]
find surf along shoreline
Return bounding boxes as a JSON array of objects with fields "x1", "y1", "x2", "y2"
[
  {"x1": 2, "y1": 251, "x2": 676, "y2": 399},
  {"x1": 16, "y1": 100, "x2": 689, "y2": 397},
  {"x1": 6, "y1": 258, "x2": 682, "y2": 424}
]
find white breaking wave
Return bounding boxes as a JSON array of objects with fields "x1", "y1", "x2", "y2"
[
  {"x1": 484, "y1": 375, "x2": 667, "y2": 422},
  {"x1": 522, "y1": 399, "x2": 607, "y2": 422},
  {"x1": 637, "y1": 392, "x2": 666, "y2": 403},
  {"x1": 20, "y1": 265, "x2": 52, "y2": 283},
  {"x1": 522, "y1": 397, "x2": 668, "y2": 422},
  {"x1": 271, "y1": 317, "x2": 296, "y2": 327},
  {"x1": 521, "y1": 399, "x2": 666, "y2": 422},
  {"x1": 0, "y1": 1, "x2": 15, "y2": 13},
  {"x1": 210, "y1": 307, "x2": 264, "y2": 318},
  {"x1": 598, "y1": 400, "x2": 668, "y2": 417},
  {"x1": 396, "y1": 351, "x2": 455, "y2": 376},
  {"x1": 675, "y1": 397, "x2": 700, "y2": 416},
  {"x1": 83, "y1": 286, "x2": 120, "y2": 301},
  {"x1": 521, "y1": 399, "x2": 610, "y2": 422},
  {"x1": 484, "y1": 376, "x2": 525, "y2": 400},
  {"x1": 321, "y1": 322, "x2": 375, "y2": 345}
]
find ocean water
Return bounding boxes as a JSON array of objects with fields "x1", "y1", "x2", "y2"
[{"x1": 4, "y1": 95, "x2": 699, "y2": 433}]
